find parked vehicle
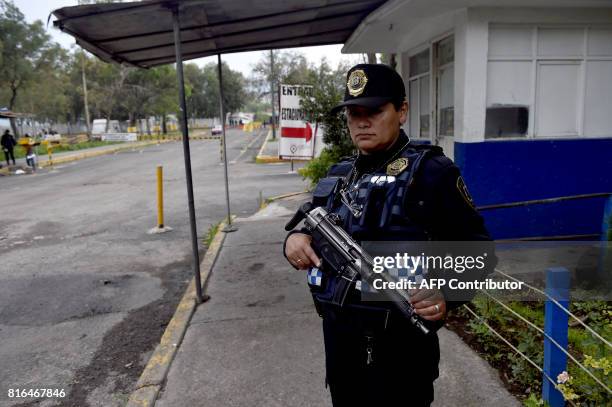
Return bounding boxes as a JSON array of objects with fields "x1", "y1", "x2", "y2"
[{"x1": 211, "y1": 125, "x2": 223, "y2": 135}]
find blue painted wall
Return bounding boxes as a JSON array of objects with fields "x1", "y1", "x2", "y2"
[{"x1": 454, "y1": 138, "x2": 612, "y2": 240}]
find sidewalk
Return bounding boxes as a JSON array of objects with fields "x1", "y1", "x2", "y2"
[{"x1": 142, "y1": 195, "x2": 521, "y2": 407}]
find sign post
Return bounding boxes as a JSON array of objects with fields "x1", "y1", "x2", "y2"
[{"x1": 279, "y1": 84, "x2": 318, "y2": 161}]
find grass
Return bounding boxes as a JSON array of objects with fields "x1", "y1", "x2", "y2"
[
  {"x1": 12, "y1": 140, "x2": 122, "y2": 159},
  {"x1": 202, "y1": 222, "x2": 221, "y2": 247}
]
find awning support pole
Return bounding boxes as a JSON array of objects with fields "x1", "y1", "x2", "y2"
[
  {"x1": 172, "y1": 8, "x2": 203, "y2": 304},
  {"x1": 269, "y1": 50, "x2": 277, "y2": 140},
  {"x1": 217, "y1": 54, "x2": 237, "y2": 233}
]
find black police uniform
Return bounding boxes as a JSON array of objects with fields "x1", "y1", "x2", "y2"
[{"x1": 284, "y1": 64, "x2": 491, "y2": 406}]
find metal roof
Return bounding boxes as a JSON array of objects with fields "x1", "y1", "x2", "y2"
[
  {"x1": 0, "y1": 108, "x2": 20, "y2": 118},
  {"x1": 52, "y1": 0, "x2": 386, "y2": 68}
]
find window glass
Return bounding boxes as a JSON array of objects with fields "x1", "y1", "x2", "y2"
[
  {"x1": 409, "y1": 80, "x2": 419, "y2": 138},
  {"x1": 409, "y1": 49, "x2": 430, "y2": 77},
  {"x1": 587, "y1": 28, "x2": 612, "y2": 56},
  {"x1": 438, "y1": 66, "x2": 454, "y2": 137},
  {"x1": 487, "y1": 61, "x2": 531, "y2": 106},
  {"x1": 419, "y1": 76, "x2": 430, "y2": 138},
  {"x1": 584, "y1": 60, "x2": 612, "y2": 137},
  {"x1": 437, "y1": 37, "x2": 454, "y2": 66},
  {"x1": 488, "y1": 26, "x2": 532, "y2": 58},
  {"x1": 537, "y1": 28, "x2": 583, "y2": 57},
  {"x1": 535, "y1": 62, "x2": 580, "y2": 136}
]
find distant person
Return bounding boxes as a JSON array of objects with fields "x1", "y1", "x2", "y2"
[
  {"x1": 1, "y1": 129, "x2": 16, "y2": 166},
  {"x1": 22, "y1": 134, "x2": 37, "y2": 171}
]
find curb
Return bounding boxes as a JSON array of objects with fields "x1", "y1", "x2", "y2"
[
  {"x1": 254, "y1": 130, "x2": 286, "y2": 164},
  {"x1": 125, "y1": 221, "x2": 228, "y2": 407},
  {"x1": 255, "y1": 155, "x2": 286, "y2": 164},
  {"x1": 38, "y1": 141, "x2": 169, "y2": 168},
  {"x1": 266, "y1": 190, "x2": 309, "y2": 202}
]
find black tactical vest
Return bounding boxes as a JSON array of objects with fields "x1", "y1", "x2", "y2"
[{"x1": 308, "y1": 144, "x2": 444, "y2": 306}]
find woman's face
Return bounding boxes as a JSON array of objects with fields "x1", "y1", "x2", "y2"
[{"x1": 345, "y1": 101, "x2": 408, "y2": 154}]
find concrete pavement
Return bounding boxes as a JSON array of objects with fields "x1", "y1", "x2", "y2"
[
  {"x1": 0, "y1": 129, "x2": 309, "y2": 406},
  {"x1": 145, "y1": 194, "x2": 520, "y2": 407}
]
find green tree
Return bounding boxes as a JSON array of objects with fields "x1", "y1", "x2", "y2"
[
  {"x1": 148, "y1": 65, "x2": 178, "y2": 134},
  {"x1": 87, "y1": 60, "x2": 131, "y2": 131},
  {"x1": 187, "y1": 62, "x2": 246, "y2": 120},
  {"x1": 0, "y1": 0, "x2": 61, "y2": 135},
  {"x1": 299, "y1": 60, "x2": 355, "y2": 185}
]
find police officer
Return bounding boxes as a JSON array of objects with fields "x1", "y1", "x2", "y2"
[{"x1": 284, "y1": 64, "x2": 491, "y2": 406}]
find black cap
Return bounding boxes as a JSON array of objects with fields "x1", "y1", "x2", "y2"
[{"x1": 331, "y1": 63, "x2": 406, "y2": 114}]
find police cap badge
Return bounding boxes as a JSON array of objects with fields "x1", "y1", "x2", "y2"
[
  {"x1": 331, "y1": 63, "x2": 406, "y2": 114},
  {"x1": 347, "y1": 69, "x2": 368, "y2": 97}
]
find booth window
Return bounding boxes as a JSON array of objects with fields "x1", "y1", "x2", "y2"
[
  {"x1": 487, "y1": 25, "x2": 612, "y2": 138},
  {"x1": 485, "y1": 105, "x2": 528, "y2": 138}
]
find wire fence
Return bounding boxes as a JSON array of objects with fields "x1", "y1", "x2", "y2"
[{"x1": 463, "y1": 267, "x2": 612, "y2": 405}]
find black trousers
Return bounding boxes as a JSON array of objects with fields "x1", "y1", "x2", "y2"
[
  {"x1": 4, "y1": 148, "x2": 15, "y2": 165},
  {"x1": 321, "y1": 305, "x2": 439, "y2": 407}
]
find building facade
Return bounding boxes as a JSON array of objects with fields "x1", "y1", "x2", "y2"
[{"x1": 344, "y1": 1, "x2": 612, "y2": 239}]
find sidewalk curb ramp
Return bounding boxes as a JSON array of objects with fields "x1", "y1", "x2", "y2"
[{"x1": 125, "y1": 221, "x2": 227, "y2": 407}]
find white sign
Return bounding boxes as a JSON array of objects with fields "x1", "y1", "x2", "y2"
[
  {"x1": 101, "y1": 133, "x2": 137, "y2": 142},
  {"x1": 279, "y1": 84, "x2": 318, "y2": 159}
]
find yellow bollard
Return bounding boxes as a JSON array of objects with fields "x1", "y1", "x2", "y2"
[
  {"x1": 157, "y1": 166, "x2": 164, "y2": 228},
  {"x1": 47, "y1": 145, "x2": 53, "y2": 167}
]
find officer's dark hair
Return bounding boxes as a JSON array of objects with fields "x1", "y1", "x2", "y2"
[{"x1": 391, "y1": 98, "x2": 406, "y2": 112}]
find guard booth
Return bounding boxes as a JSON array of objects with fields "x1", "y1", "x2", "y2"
[{"x1": 342, "y1": 0, "x2": 612, "y2": 240}]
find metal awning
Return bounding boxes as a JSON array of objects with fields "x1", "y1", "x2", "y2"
[
  {"x1": 0, "y1": 108, "x2": 20, "y2": 118},
  {"x1": 51, "y1": 0, "x2": 385, "y2": 306},
  {"x1": 52, "y1": 0, "x2": 386, "y2": 68}
]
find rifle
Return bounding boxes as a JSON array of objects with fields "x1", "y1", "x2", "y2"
[{"x1": 285, "y1": 202, "x2": 431, "y2": 335}]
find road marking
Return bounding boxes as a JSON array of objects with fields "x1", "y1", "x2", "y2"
[{"x1": 230, "y1": 131, "x2": 266, "y2": 164}]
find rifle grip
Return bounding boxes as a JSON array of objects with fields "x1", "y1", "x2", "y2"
[{"x1": 284, "y1": 202, "x2": 313, "y2": 231}]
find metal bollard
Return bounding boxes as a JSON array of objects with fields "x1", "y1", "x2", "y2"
[
  {"x1": 542, "y1": 267, "x2": 570, "y2": 407},
  {"x1": 47, "y1": 145, "x2": 53, "y2": 167},
  {"x1": 157, "y1": 166, "x2": 164, "y2": 228}
]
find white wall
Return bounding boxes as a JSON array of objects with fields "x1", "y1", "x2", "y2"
[{"x1": 373, "y1": 6, "x2": 612, "y2": 143}]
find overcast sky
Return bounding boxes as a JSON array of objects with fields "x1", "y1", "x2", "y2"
[{"x1": 15, "y1": 0, "x2": 364, "y2": 77}]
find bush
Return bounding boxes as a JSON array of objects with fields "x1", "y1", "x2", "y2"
[
  {"x1": 453, "y1": 296, "x2": 612, "y2": 405},
  {"x1": 298, "y1": 147, "x2": 345, "y2": 188}
]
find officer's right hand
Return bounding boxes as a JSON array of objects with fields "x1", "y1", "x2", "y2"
[{"x1": 285, "y1": 233, "x2": 321, "y2": 270}]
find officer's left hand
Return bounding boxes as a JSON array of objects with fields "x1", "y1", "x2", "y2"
[{"x1": 408, "y1": 289, "x2": 446, "y2": 321}]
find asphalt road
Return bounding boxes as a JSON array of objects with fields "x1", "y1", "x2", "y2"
[{"x1": 0, "y1": 128, "x2": 307, "y2": 407}]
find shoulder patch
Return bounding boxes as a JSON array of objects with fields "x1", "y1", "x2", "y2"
[{"x1": 456, "y1": 176, "x2": 475, "y2": 208}]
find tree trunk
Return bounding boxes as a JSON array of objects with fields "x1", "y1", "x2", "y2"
[
  {"x1": 389, "y1": 53, "x2": 397, "y2": 69},
  {"x1": 146, "y1": 118, "x2": 151, "y2": 135},
  {"x1": 105, "y1": 115, "x2": 110, "y2": 133},
  {"x1": 8, "y1": 87, "x2": 20, "y2": 138},
  {"x1": 367, "y1": 53, "x2": 378, "y2": 64},
  {"x1": 161, "y1": 115, "x2": 167, "y2": 134}
]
